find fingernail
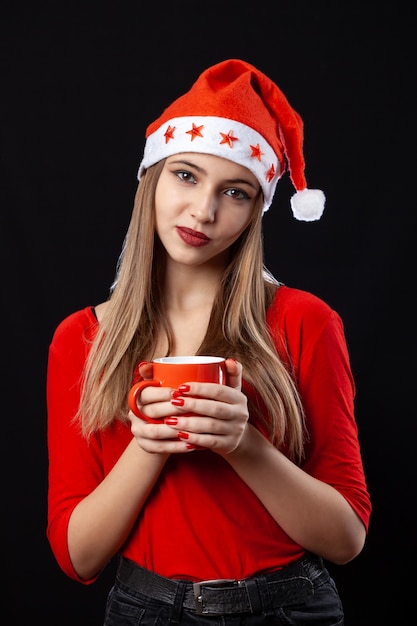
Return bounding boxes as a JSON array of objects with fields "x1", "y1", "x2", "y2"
[
  {"x1": 171, "y1": 390, "x2": 182, "y2": 398},
  {"x1": 134, "y1": 361, "x2": 149, "y2": 382},
  {"x1": 171, "y1": 397, "x2": 185, "y2": 406},
  {"x1": 165, "y1": 417, "x2": 178, "y2": 425},
  {"x1": 178, "y1": 384, "x2": 190, "y2": 393},
  {"x1": 177, "y1": 431, "x2": 189, "y2": 439},
  {"x1": 185, "y1": 443, "x2": 197, "y2": 450}
]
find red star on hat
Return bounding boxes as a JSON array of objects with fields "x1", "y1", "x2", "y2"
[
  {"x1": 219, "y1": 130, "x2": 239, "y2": 148},
  {"x1": 250, "y1": 144, "x2": 264, "y2": 162},
  {"x1": 164, "y1": 125, "x2": 176, "y2": 144},
  {"x1": 186, "y1": 123, "x2": 204, "y2": 141}
]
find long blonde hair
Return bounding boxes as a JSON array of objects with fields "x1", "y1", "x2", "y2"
[{"x1": 78, "y1": 160, "x2": 306, "y2": 462}]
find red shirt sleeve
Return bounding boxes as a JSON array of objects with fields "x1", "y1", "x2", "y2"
[
  {"x1": 267, "y1": 286, "x2": 372, "y2": 530},
  {"x1": 46, "y1": 307, "x2": 105, "y2": 583}
]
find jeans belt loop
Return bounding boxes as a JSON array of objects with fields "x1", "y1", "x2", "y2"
[
  {"x1": 244, "y1": 576, "x2": 263, "y2": 613},
  {"x1": 171, "y1": 580, "x2": 187, "y2": 623}
]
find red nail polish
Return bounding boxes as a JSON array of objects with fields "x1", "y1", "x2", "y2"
[
  {"x1": 171, "y1": 390, "x2": 182, "y2": 398},
  {"x1": 133, "y1": 361, "x2": 149, "y2": 383},
  {"x1": 177, "y1": 431, "x2": 189, "y2": 439},
  {"x1": 185, "y1": 443, "x2": 197, "y2": 450},
  {"x1": 178, "y1": 384, "x2": 190, "y2": 393},
  {"x1": 171, "y1": 397, "x2": 185, "y2": 406},
  {"x1": 165, "y1": 417, "x2": 178, "y2": 425}
]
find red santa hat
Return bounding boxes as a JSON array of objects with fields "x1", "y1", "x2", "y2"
[{"x1": 138, "y1": 59, "x2": 325, "y2": 220}]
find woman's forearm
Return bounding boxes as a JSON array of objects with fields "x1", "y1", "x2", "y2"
[
  {"x1": 226, "y1": 424, "x2": 366, "y2": 565},
  {"x1": 67, "y1": 438, "x2": 168, "y2": 580}
]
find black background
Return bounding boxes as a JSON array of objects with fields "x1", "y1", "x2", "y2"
[{"x1": 1, "y1": 1, "x2": 414, "y2": 624}]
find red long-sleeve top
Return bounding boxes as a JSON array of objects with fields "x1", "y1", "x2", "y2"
[{"x1": 46, "y1": 285, "x2": 371, "y2": 584}]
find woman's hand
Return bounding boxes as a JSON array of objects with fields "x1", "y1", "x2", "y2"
[{"x1": 128, "y1": 358, "x2": 249, "y2": 455}]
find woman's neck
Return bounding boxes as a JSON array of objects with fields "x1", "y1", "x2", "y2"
[{"x1": 163, "y1": 260, "x2": 222, "y2": 313}]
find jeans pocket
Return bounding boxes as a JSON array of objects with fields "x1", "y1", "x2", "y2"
[
  {"x1": 104, "y1": 584, "x2": 146, "y2": 625},
  {"x1": 276, "y1": 578, "x2": 344, "y2": 625}
]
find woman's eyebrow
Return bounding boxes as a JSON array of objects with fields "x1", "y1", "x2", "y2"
[{"x1": 168, "y1": 158, "x2": 205, "y2": 172}]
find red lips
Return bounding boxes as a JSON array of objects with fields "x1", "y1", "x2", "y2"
[{"x1": 176, "y1": 227, "x2": 211, "y2": 247}]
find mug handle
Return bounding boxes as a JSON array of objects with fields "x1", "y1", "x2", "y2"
[{"x1": 128, "y1": 380, "x2": 162, "y2": 421}]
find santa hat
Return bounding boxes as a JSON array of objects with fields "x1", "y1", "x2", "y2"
[{"x1": 138, "y1": 59, "x2": 325, "y2": 220}]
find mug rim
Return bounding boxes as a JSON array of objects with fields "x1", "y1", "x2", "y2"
[{"x1": 153, "y1": 356, "x2": 225, "y2": 364}]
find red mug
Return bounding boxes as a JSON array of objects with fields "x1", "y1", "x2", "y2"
[{"x1": 128, "y1": 356, "x2": 226, "y2": 422}]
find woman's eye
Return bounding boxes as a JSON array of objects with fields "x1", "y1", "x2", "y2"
[
  {"x1": 225, "y1": 188, "x2": 249, "y2": 200},
  {"x1": 176, "y1": 170, "x2": 196, "y2": 183}
]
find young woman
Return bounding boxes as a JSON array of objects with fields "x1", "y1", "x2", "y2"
[{"x1": 47, "y1": 59, "x2": 371, "y2": 625}]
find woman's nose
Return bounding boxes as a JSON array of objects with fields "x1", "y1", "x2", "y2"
[{"x1": 190, "y1": 192, "x2": 216, "y2": 223}]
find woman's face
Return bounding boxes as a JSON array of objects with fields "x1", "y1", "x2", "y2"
[{"x1": 154, "y1": 153, "x2": 261, "y2": 270}]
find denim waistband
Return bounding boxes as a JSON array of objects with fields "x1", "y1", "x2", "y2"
[{"x1": 116, "y1": 553, "x2": 328, "y2": 616}]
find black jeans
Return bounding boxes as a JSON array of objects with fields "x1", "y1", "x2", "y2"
[{"x1": 104, "y1": 553, "x2": 344, "y2": 625}]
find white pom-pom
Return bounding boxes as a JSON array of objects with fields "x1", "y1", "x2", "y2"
[{"x1": 290, "y1": 189, "x2": 326, "y2": 221}]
